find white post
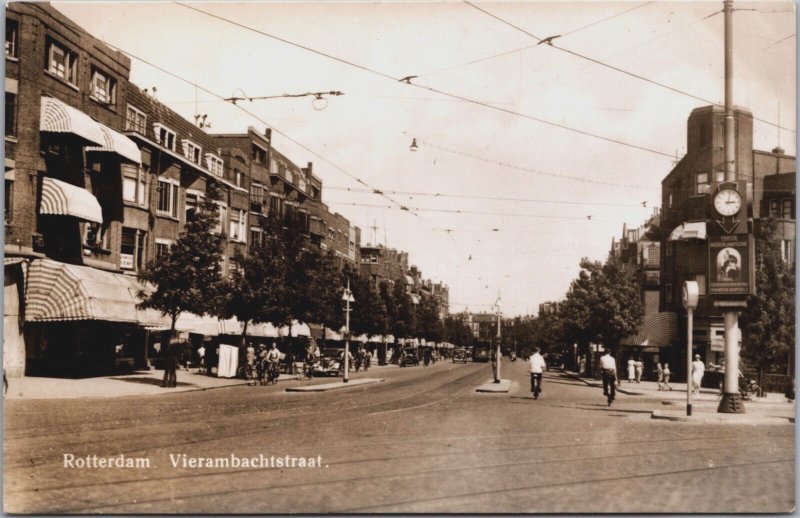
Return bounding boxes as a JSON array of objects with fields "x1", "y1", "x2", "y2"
[
  {"x1": 686, "y1": 307, "x2": 694, "y2": 416},
  {"x1": 496, "y1": 303, "x2": 502, "y2": 382}
]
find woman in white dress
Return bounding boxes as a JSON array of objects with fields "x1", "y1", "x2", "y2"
[
  {"x1": 627, "y1": 357, "x2": 635, "y2": 383},
  {"x1": 691, "y1": 354, "x2": 705, "y2": 395}
]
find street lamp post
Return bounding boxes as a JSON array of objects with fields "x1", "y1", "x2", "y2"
[
  {"x1": 683, "y1": 281, "x2": 699, "y2": 416},
  {"x1": 494, "y1": 301, "x2": 502, "y2": 383},
  {"x1": 342, "y1": 280, "x2": 355, "y2": 383}
]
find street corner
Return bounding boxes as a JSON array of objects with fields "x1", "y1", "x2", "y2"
[
  {"x1": 285, "y1": 378, "x2": 385, "y2": 392},
  {"x1": 475, "y1": 379, "x2": 511, "y2": 393},
  {"x1": 650, "y1": 409, "x2": 794, "y2": 425}
]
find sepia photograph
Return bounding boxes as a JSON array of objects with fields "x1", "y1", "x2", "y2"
[{"x1": 2, "y1": 0, "x2": 796, "y2": 514}]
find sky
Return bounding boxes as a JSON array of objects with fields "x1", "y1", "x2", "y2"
[{"x1": 53, "y1": 1, "x2": 796, "y2": 317}]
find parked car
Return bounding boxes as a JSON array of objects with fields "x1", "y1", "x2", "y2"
[
  {"x1": 452, "y1": 347, "x2": 468, "y2": 363},
  {"x1": 545, "y1": 354, "x2": 564, "y2": 371},
  {"x1": 399, "y1": 347, "x2": 419, "y2": 367},
  {"x1": 314, "y1": 348, "x2": 342, "y2": 376}
]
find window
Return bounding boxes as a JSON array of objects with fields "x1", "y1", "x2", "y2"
[
  {"x1": 90, "y1": 68, "x2": 116, "y2": 105},
  {"x1": 349, "y1": 240, "x2": 355, "y2": 252},
  {"x1": 250, "y1": 227, "x2": 263, "y2": 248},
  {"x1": 781, "y1": 198, "x2": 793, "y2": 219},
  {"x1": 695, "y1": 172, "x2": 710, "y2": 194},
  {"x1": 269, "y1": 159, "x2": 278, "y2": 176},
  {"x1": 328, "y1": 228, "x2": 335, "y2": 240},
  {"x1": 183, "y1": 140, "x2": 202, "y2": 165},
  {"x1": 781, "y1": 240, "x2": 794, "y2": 265},
  {"x1": 122, "y1": 164, "x2": 148, "y2": 207},
  {"x1": 83, "y1": 222, "x2": 108, "y2": 249},
  {"x1": 668, "y1": 192, "x2": 673, "y2": 209},
  {"x1": 5, "y1": 19, "x2": 18, "y2": 58},
  {"x1": 153, "y1": 124, "x2": 176, "y2": 151},
  {"x1": 214, "y1": 202, "x2": 227, "y2": 234},
  {"x1": 125, "y1": 105, "x2": 147, "y2": 134},
  {"x1": 269, "y1": 195, "x2": 281, "y2": 215},
  {"x1": 4, "y1": 179, "x2": 12, "y2": 224},
  {"x1": 229, "y1": 209, "x2": 246, "y2": 242},
  {"x1": 234, "y1": 170, "x2": 243, "y2": 187},
  {"x1": 694, "y1": 274, "x2": 706, "y2": 295},
  {"x1": 155, "y1": 238, "x2": 173, "y2": 259},
  {"x1": 46, "y1": 39, "x2": 78, "y2": 85},
  {"x1": 206, "y1": 153, "x2": 223, "y2": 176},
  {"x1": 714, "y1": 170, "x2": 725, "y2": 183},
  {"x1": 251, "y1": 144, "x2": 267, "y2": 165},
  {"x1": 121, "y1": 227, "x2": 146, "y2": 271},
  {"x1": 185, "y1": 190, "x2": 202, "y2": 222},
  {"x1": 5, "y1": 92, "x2": 15, "y2": 137},
  {"x1": 770, "y1": 199, "x2": 780, "y2": 217},
  {"x1": 156, "y1": 178, "x2": 179, "y2": 217},
  {"x1": 250, "y1": 182, "x2": 264, "y2": 213}
]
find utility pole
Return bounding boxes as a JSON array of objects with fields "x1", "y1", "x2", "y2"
[
  {"x1": 717, "y1": 0, "x2": 745, "y2": 413},
  {"x1": 342, "y1": 280, "x2": 354, "y2": 383},
  {"x1": 494, "y1": 299, "x2": 502, "y2": 382}
]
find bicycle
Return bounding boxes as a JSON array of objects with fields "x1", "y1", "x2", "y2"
[{"x1": 265, "y1": 361, "x2": 280, "y2": 385}]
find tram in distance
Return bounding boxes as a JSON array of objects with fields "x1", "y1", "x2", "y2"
[{"x1": 472, "y1": 340, "x2": 492, "y2": 362}]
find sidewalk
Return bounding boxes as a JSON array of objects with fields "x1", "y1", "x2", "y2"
[
  {"x1": 562, "y1": 370, "x2": 794, "y2": 424},
  {"x1": 3, "y1": 369, "x2": 280, "y2": 400}
]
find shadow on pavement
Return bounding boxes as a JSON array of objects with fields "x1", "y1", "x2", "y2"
[{"x1": 109, "y1": 377, "x2": 196, "y2": 388}]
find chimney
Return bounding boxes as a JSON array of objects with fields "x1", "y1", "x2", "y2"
[
  {"x1": 306, "y1": 162, "x2": 313, "y2": 177},
  {"x1": 264, "y1": 128, "x2": 272, "y2": 143}
]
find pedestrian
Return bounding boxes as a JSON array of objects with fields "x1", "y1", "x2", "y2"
[
  {"x1": 662, "y1": 362, "x2": 672, "y2": 391},
  {"x1": 627, "y1": 357, "x2": 635, "y2": 383},
  {"x1": 655, "y1": 362, "x2": 664, "y2": 391},
  {"x1": 490, "y1": 346, "x2": 501, "y2": 383},
  {"x1": 599, "y1": 350, "x2": 617, "y2": 406},
  {"x1": 691, "y1": 354, "x2": 705, "y2": 395},
  {"x1": 197, "y1": 343, "x2": 206, "y2": 374},
  {"x1": 529, "y1": 347, "x2": 546, "y2": 400},
  {"x1": 634, "y1": 357, "x2": 644, "y2": 383},
  {"x1": 162, "y1": 337, "x2": 180, "y2": 388},
  {"x1": 246, "y1": 342, "x2": 256, "y2": 368}
]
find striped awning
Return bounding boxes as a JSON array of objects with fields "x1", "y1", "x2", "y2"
[
  {"x1": 26, "y1": 259, "x2": 142, "y2": 323},
  {"x1": 248, "y1": 322, "x2": 280, "y2": 338},
  {"x1": 40, "y1": 177, "x2": 103, "y2": 223},
  {"x1": 623, "y1": 312, "x2": 679, "y2": 348},
  {"x1": 219, "y1": 317, "x2": 242, "y2": 335},
  {"x1": 669, "y1": 221, "x2": 707, "y2": 241},
  {"x1": 86, "y1": 124, "x2": 142, "y2": 164},
  {"x1": 175, "y1": 313, "x2": 220, "y2": 337},
  {"x1": 324, "y1": 328, "x2": 343, "y2": 341},
  {"x1": 279, "y1": 320, "x2": 311, "y2": 337},
  {"x1": 40, "y1": 96, "x2": 105, "y2": 146}
]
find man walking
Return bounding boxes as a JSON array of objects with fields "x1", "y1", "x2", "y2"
[
  {"x1": 599, "y1": 349, "x2": 617, "y2": 406},
  {"x1": 529, "y1": 347, "x2": 546, "y2": 400}
]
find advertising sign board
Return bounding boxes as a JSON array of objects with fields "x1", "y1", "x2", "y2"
[{"x1": 708, "y1": 234, "x2": 750, "y2": 295}]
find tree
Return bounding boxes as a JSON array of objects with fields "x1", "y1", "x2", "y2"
[
  {"x1": 342, "y1": 264, "x2": 387, "y2": 338},
  {"x1": 559, "y1": 258, "x2": 642, "y2": 376},
  {"x1": 417, "y1": 293, "x2": 444, "y2": 342},
  {"x1": 392, "y1": 280, "x2": 415, "y2": 338},
  {"x1": 741, "y1": 218, "x2": 795, "y2": 386},
  {"x1": 221, "y1": 230, "x2": 288, "y2": 345},
  {"x1": 137, "y1": 182, "x2": 226, "y2": 335},
  {"x1": 301, "y1": 249, "x2": 344, "y2": 343},
  {"x1": 443, "y1": 314, "x2": 473, "y2": 347}
]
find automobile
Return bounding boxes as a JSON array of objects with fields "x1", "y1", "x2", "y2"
[
  {"x1": 472, "y1": 340, "x2": 492, "y2": 362},
  {"x1": 545, "y1": 354, "x2": 565, "y2": 371},
  {"x1": 399, "y1": 347, "x2": 419, "y2": 367},
  {"x1": 452, "y1": 347, "x2": 468, "y2": 363},
  {"x1": 313, "y1": 348, "x2": 343, "y2": 376}
]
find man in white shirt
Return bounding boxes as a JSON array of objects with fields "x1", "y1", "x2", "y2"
[
  {"x1": 599, "y1": 349, "x2": 617, "y2": 406},
  {"x1": 529, "y1": 347, "x2": 546, "y2": 400}
]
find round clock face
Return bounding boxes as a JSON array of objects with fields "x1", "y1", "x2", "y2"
[{"x1": 713, "y1": 188, "x2": 742, "y2": 216}]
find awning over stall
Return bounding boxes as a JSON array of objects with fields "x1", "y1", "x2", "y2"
[
  {"x1": 26, "y1": 258, "x2": 140, "y2": 323},
  {"x1": 623, "y1": 312, "x2": 679, "y2": 348}
]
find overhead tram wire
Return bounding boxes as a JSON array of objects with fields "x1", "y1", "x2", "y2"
[
  {"x1": 324, "y1": 200, "x2": 622, "y2": 223},
  {"x1": 92, "y1": 41, "x2": 423, "y2": 222},
  {"x1": 325, "y1": 186, "x2": 650, "y2": 208},
  {"x1": 171, "y1": 2, "x2": 678, "y2": 159},
  {"x1": 462, "y1": 1, "x2": 795, "y2": 135}
]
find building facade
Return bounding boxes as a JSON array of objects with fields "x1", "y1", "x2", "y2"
[{"x1": 659, "y1": 105, "x2": 795, "y2": 377}]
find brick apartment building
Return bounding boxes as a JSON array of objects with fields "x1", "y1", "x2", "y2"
[{"x1": 659, "y1": 105, "x2": 795, "y2": 378}]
